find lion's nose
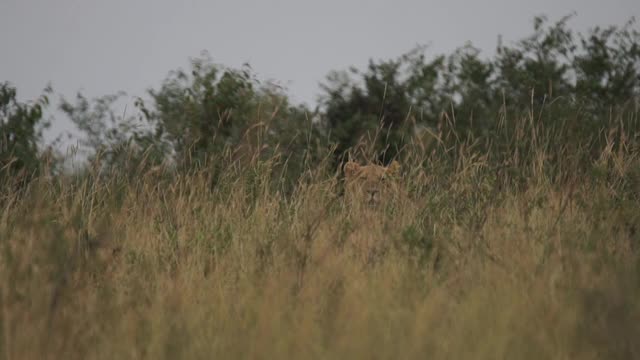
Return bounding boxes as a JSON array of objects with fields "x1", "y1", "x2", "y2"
[{"x1": 367, "y1": 189, "x2": 379, "y2": 202}]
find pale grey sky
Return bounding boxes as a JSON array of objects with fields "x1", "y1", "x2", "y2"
[{"x1": 1, "y1": 0, "x2": 638, "y2": 145}]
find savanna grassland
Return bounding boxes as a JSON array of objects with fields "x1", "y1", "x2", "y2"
[
  {"x1": 2, "y1": 102, "x2": 639, "y2": 360},
  {"x1": 2, "y1": 14, "x2": 640, "y2": 360}
]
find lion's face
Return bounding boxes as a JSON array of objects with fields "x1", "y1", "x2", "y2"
[{"x1": 344, "y1": 160, "x2": 401, "y2": 206}]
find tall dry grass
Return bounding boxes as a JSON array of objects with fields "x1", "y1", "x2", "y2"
[{"x1": 1, "y1": 105, "x2": 639, "y2": 359}]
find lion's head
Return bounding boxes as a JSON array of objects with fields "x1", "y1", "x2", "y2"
[{"x1": 343, "y1": 160, "x2": 401, "y2": 206}]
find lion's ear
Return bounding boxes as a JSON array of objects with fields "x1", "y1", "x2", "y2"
[
  {"x1": 387, "y1": 160, "x2": 401, "y2": 176},
  {"x1": 344, "y1": 161, "x2": 360, "y2": 178}
]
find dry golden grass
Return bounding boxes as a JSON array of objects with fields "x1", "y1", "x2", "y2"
[{"x1": 1, "y1": 113, "x2": 639, "y2": 359}]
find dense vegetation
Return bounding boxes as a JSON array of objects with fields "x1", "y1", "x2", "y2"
[{"x1": 1, "y1": 15, "x2": 639, "y2": 359}]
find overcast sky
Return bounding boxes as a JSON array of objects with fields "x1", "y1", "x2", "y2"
[{"x1": 1, "y1": 0, "x2": 638, "y2": 145}]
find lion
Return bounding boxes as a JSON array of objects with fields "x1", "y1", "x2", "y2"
[
  {"x1": 341, "y1": 160, "x2": 402, "y2": 263},
  {"x1": 343, "y1": 160, "x2": 401, "y2": 206}
]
